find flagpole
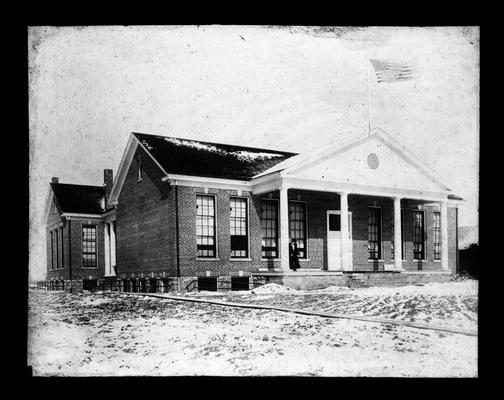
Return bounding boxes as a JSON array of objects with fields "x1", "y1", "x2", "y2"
[{"x1": 367, "y1": 60, "x2": 372, "y2": 135}]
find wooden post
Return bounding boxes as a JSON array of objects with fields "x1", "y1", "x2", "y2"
[
  {"x1": 394, "y1": 197, "x2": 403, "y2": 271},
  {"x1": 279, "y1": 186, "x2": 290, "y2": 271},
  {"x1": 340, "y1": 192, "x2": 351, "y2": 271},
  {"x1": 441, "y1": 201, "x2": 449, "y2": 271}
]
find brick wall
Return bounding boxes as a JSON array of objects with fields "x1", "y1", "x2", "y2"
[
  {"x1": 348, "y1": 196, "x2": 457, "y2": 272},
  {"x1": 115, "y1": 145, "x2": 177, "y2": 277},
  {"x1": 46, "y1": 196, "x2": 107, "y2": 280},
  {"x1": 177, "y1": 186, "x2": 264, "y2": 276},
  {"x1": 68, "y1": 219, "x2": 106, "y2": 280},
  {"x1": 46, "y1": 225, "x2": 65, "y2": 280},
  {"x1": 113, "y1": 160, "x2": 458, "y2": 277},
  {"x1": 46, "y1": 197, "x2": 70, "y2": 280}
]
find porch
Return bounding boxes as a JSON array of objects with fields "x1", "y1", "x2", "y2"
[
  {"x1": 253, "y1": 185, "x2": 455, "y2": 274},
  {"x1": 249, "y1": 129, "x2": 461, "y2": 276}
]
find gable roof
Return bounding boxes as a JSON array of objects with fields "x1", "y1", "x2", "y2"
[
  {"x1": 254, "y1": 128, "x2": 453, "y2": 192},
  {"x1": 253, "y1": 131, "x2": 371, "y2": 179},
  {"x1": 133, "y1": 132, "x2": 298, "y2": 181},
  {"x1": 50, "y1": 183, "x2": 106, "y2": 215}
]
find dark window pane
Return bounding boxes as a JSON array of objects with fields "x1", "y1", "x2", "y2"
[
  {"x1": 413, "y1": 211, "x2": 425, "y2": 259},
  {"x1": 289, "y1": 202, "x2": 307, "y2": 258},
  {"x1": 368, "y1": 207, "x2": 382, "y2": 259},
  {"x1": 329, "y1": 214, "x2": 340, "y2": 231},
  {"x1": 261, "y1": 200, "x2": 278, "y2": 258},
  {"x1": 230, "y1": 198, "x2": 248, "y2": 258},
  {"x1": 196, "y1": 195, "x2": 216, "y2": 258}
]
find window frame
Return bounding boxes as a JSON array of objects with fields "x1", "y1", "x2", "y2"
[
  {"x1": 82, "y1": 225, "x2": 98, "y2": 269},
  {"x1": 229, "y1": 196, "x2": 250, "y2": 259},
  {"x1": 413, "y1": 210, "x2": 426, "y2": 260},
  {"x1": 196, "y1": 194, "x2": 218, "y2": 259},
  {"x1": 433, "y1": 211, "x2": 441, "y2": 260},
  {"x1": 289, "y1": 200, "x2": 308, "y2": 259},
  {"x1": 59, "y1": 226, "x2": 64, "y2": 270},
  {"x1": 368, "y1": 206, "x2": 382, "y2": 260},
  {"x1": 260, "y1": 198, "x2": 279, "y2": 259},
  {"x1": 55, "y1": 228, "x2": 59, "y2": 269},
  {"x1": 50, "y1": 230, "x2": 55, "y2": 270}
]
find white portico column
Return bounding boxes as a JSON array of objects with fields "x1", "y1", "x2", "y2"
[
  {"x1": 340, "y1": 192, "x2": 351, "y2": 271},
  {"x1": 393, "y1": 197, "x2": 403, "y2": 271},
  {"x1": 440, "y1": 201, "x2": 449, "y2": 271},
  {"x1": 104, "y1": 223, "x2": 111, "y2": 276},
  {"x1": 279, "y1": 186, "x2": 290, "y2": 271},
  {"x1": 110, "y1": 222, "x2": 117, "y2": 276}
]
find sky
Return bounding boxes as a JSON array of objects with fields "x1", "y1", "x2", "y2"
[{"x1": 28, "y1": 25, "x2": 479, "y2": 281}]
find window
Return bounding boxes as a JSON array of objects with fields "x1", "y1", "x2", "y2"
[
  {"x1": 391, "y1": 209, "x2": 405, "y2": 259},
  {"x1": 196, "y1": 195, "x2": 216, "y2": 258},
  {"x1": 60, "y1": 227, "x2": 64, "y2": 269},
  {"x1": 230, "y1": 197, "x2": 248, "y2": 258},
  {"x1": 368, "y1": 207, "x2": 382, "y2": 259},
  {"x1": 289, "y1": 201, "x2": 307, "y2": 258},
  {"x1": 413, "y1": 211, "x2": 425, "y2": 259},
  {"x1": 50, "y1": 230, "x2": 54, "y2": 270},
  {"x1": 261, "y1": 200, "x2": 278, "y2": 258},
  {"x1": 82, "y1": 226, "x2": 97, "y2": 268},
  {"x1": 55, "y1": 229, "x2": 59, "y2": 269},
  {"x1": 328, "y1": 214, "x2": 341, "y2": 231},
  {"x1": 433, "y1": 211, "x2": 441, "y2": 260}
]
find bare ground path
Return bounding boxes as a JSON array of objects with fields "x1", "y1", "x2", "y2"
[
  {"x1": 27, "y1": 281, "x2": 478, "y2": 377},
  {"x1": 119, "y1": 292, "x2": 477, "y2": 336}
]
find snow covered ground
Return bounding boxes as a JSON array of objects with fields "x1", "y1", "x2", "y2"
[{"x1": 27, "y1": 281, "x2": 478, "y2": 377}]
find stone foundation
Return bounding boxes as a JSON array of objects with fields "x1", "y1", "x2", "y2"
[{"x1": 36, "y1": 271, "x2": 452, "y2": 293}]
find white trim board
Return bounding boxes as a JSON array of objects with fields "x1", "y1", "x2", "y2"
[
  {"x1": 163, "y1": 174, "x2": 251, "y2": 192},
  {"x1": 108, "y1": 134, "x2": 139, "y2": 205}
]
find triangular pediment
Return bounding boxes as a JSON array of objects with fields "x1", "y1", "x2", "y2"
[
  {"x1": 285, "y1": 131, "x2": 450, "y2": 193},
  {"x1": 43, "y1": 188, "x2": 62, "y2": 223}
]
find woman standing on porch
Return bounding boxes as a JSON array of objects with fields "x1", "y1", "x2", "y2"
[{"x1": 289, "y1": 239, "x2": 300, "y2": 271}]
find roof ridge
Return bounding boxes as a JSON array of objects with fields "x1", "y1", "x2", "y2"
[{"x1": 50, "y1": 182, "x2": 105, "y2": 189}]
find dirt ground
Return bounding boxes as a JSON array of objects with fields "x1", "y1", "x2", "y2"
[{"x1": 27, "y1": 281, "x2": 478, "y2": 377}]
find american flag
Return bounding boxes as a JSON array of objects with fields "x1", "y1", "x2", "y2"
[{"x1": 369, "y1": 59, "x2": 415, "y2": 83}]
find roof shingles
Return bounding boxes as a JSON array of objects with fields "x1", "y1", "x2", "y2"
[
  {"x1": 133, "y1": 132, "x2": 298, "y2": 181},
  {"x1": 51, "y1": 183, "x2": 106, "y2": 215}
]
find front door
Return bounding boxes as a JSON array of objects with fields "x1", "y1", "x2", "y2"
[{"x1": 327, "y1": 210, "x2": 353, "y2": 270}]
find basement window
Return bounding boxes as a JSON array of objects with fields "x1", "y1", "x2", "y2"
[
  {"x1": 231, "y1": 277, "x2": 250, "y2": 291},
  {"x1": 198, "y1": 277, "x2": 217, "y2": 292},
  {"x1": 83, "y1": 279, "x2": 98, "y2": 291}
]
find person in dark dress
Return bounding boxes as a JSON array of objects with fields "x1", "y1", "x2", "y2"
[{"x1": 289, "y1": 238, "x2": 301, "y2": 271}]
